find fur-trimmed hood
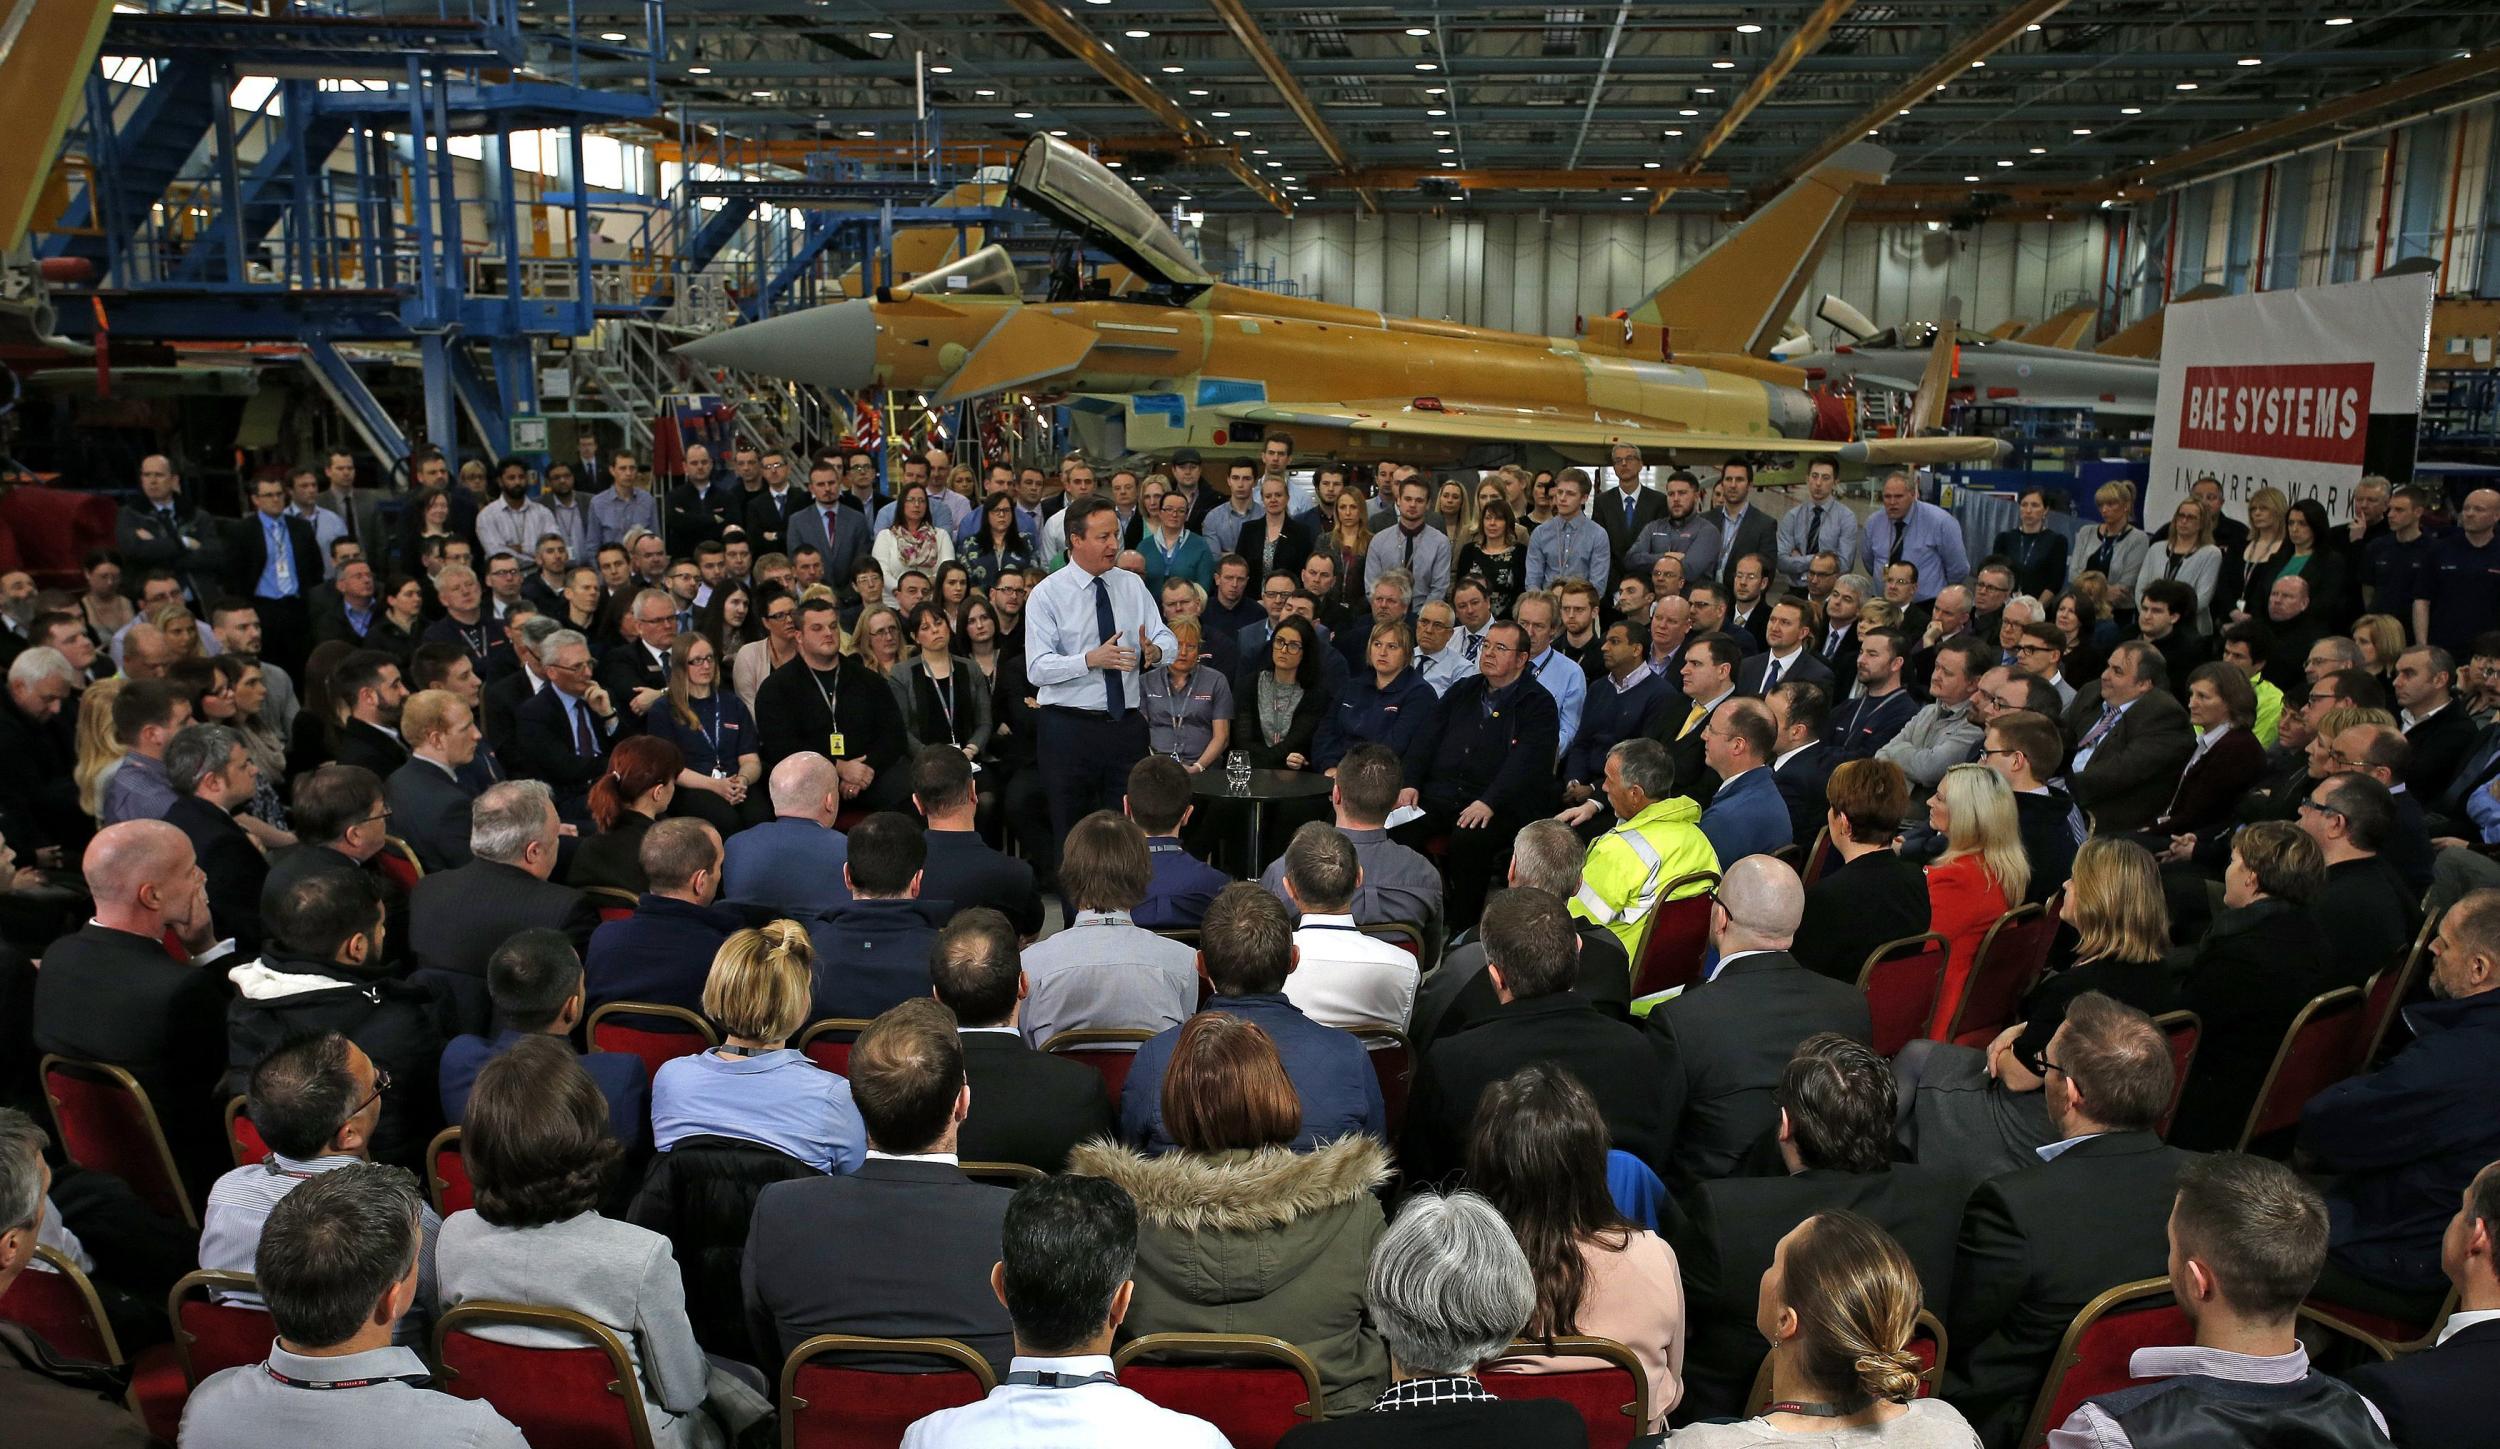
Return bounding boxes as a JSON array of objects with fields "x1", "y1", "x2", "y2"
[{"x1": 1065, "y1": 1135, "x2": 1391, "y2": 1234}]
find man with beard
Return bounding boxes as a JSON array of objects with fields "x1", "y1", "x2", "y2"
[
  {"x1": 662, "y1": 442, "x2": 723, "y2": 550},
  {"x1": 535, "y1": 460, "x2": 596, "y2": 561},
  {"x1": 474, "y1": 457, "x2": 555, "y2": 562},
  {"x1": 1625, "y1": 468, "x2": 1722, "y2": 581}
]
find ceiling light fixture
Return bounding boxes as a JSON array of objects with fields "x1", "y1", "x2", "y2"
[
  {"x1": 1162, "y1": 65, "x2": 1184, "y2": 73},
  {"x1": 1693, "y1": 86, "x2": 1716, "y2": 94},
  {"x1": 1126, "y1": 28, "x2": 1149, "y2": 38},
  {"x1": 1210, "y1": 110, "x2": 1230, "y2": 117},
  {"x1": 929, "y1": 64, "x2": 952, "y2": 73},
  {"x1": 1406, "y1": 26, "x2": 1431, "y2": 36},
  {"x1": 1426, "y1": 107, "x2": 1446, "y2": 116},
  {"x1": 2073, "y1": 127, "x2": 2093, "y2": 134},
  {"x1": 1416, "y1": 62, "x2": 1437, "y2": 70},
  {"x1": 1663, "y1": 128, "x2": 1682, "y2": 137},
  {"x1": 2175, "y1": 81, "x2": 2198, "y2": 90},
  {"x1": 868, "y1": 30, "x2": 892, "y2": 40},
  {"x1": 749, "y1": 89, "x2": 771, "y2": 97},
  {"x1": 1188, "y1": 88, "x2": 1208, "y2": 96},
  {"x1": 1679, "y1": 107, "x2": 1699, "y2": 116},
  {"x1": 1425, "y1": 86, "x2": 1445, "y2": 95},
  {"x1": 1736, "y1": 23, "x2": 1763, "y2": 33},
  {"x1": 1711, "y1": 60, "x2": 1735, "y2": 69},
  {"x1": 1644, "y1": 161, "x2": 1661, "y2": 168},
  {"x1": 1050, "y1": 129, "x2": 1069, "y2": 136},
  {"x1": 2120, "y1": 106, "x2": 2141, "y2": 114},
  {"x1": 2238, "y1": 56, "x2": 2263, "y2": 65},
  {"x1": 1440, "y1": 160, "x2": 1457, "y2": 167},
  {"x1": 2324, "y1": 14, "x2": 2353, "y2": 24},
  {"x1": 1232, "y1": 128, "x2": 1250, "y2": 136},
  {"x1": 599, "y1": 31, "x2": 627, "y2": 41},
  {"x1": 1438, "y1": 147, "x2": 1454, "y2": 154},
  {"x1": 1106, "y1": 160, "x2": 1122, "y2": 167},
  {"x1": 1997, "y1": 159, "x2": 2014, "y2": 166},
  {"x1": 687, "y1": 64, "x2": 711, "y2": 74},
  {"x1": 1251, "y1": 147, "x2": 1268, "y2": 154},
  {"x1": 1964, "y1": 174, "x2": 1980, "y2": 181},
  {"x1": 1970, "y1": 59, "x2": 1985, "y2": 67},
  {"x1": 2029, "y1": 146, "x2": 2046, "y2": 154},
  {"x1": 975, "y1": 88, "x2": 995, "y2": 96},
  {"x1": 1014, "y1": 110, "x2": 1033, "y2": 118}
]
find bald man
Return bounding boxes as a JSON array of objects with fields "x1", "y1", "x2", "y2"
[
  {"x1": 721, "y1": 752, "x2": 852, "y2": 917},
  {"x1": 1642, "y1": 853, "x2": 1875, "y2": 1183},
  {"x1": 115, "y1": 453, "x2": 221, "y2": 602},
  {"x1": 118, "y1": 621, "x2": 176, "y2": 682},
  {"x1": 2421, "y1": 487, "x2": 2500, "y2": 657},
  {"x1": 32, "y1": 820, "x2": 238, "y2": 1193}
]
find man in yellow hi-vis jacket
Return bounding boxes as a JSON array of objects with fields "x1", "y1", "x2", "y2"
[{"x1": 1569, "y1": 737, "x2": 1720, "y2": 963}]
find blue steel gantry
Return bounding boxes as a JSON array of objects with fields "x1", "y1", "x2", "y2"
[{"x1": 38, "y1": 0, "x2": 663, "y2": 473}]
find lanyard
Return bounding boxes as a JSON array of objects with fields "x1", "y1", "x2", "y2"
[
  {"x1": 1004, "y1": 1370, "x2": 1119, "y2": 1389},
  {"x1": 810, "y1": 667, "x2": 840, "y2": 721},
  {"x1": 1161, "y1": 667, "x2": 1197, "y2": 738},
  {"x1": 265, "y1": 1363, "x2": 435, "y2": 1391},
  {"x1": 696, "y1": 694, "x2": 724, "y2": 761},
  {"x1": 930, "y1": 670, "x2": 959, "y2": 742}
]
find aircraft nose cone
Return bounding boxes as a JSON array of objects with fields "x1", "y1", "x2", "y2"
[{"x1": 673, "y1": 299, "x2": 877, "y2": 391}]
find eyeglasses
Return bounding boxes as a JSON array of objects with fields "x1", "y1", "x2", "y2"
[
  {"x1": 2014, "y1": 643, "x2": 2058, "y2": 657},
  {"x1": 351, "y1": 1065, "x2": 394, "y2": 1117},
  {"x1": 2297, "y1": 797, "x2": 2348, "y2": 820},
  {"x1": 1979, "y1": 745, "x2": 2022, "y2": 762},
  {"x1": 359, "y1": 810, "x2": 394, "y2": 828},
  {"x1": 764, "y1": 609, "x2": 797, "y2": 623},
  {"x1": 2038, "y1": 1053, "x2": 2067, "y2": 1078}
]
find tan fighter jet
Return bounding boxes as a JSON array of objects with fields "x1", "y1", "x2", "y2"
[{"x1": 677, "y1": 136, "x2": 2005, "y2": 470}]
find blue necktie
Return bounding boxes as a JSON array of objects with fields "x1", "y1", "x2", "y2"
[{"x1": 1093, "y1": 576, "x2": 1125, "y2": 719}]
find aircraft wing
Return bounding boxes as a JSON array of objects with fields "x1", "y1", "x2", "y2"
[{"x1": 1209, "y1": 400, "x2": 2006, "y2": 464}]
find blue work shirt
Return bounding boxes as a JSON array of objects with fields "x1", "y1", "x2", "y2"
[
  {"x1": 1134, "y1": 836, "x2": 1231, "y2": 931},
  {"x1": 1316, "y1": 666, "x2": 1441, "y2": 768},
  {"x1": 439, "y1": 1029, "x2": 649, "y2": 1148}
]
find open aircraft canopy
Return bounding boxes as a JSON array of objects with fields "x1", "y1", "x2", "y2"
[{"x1": 1012, "y1": 134, "x2": 1212, "y2": 295}]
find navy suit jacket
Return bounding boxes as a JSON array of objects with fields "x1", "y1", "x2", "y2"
[
  {"x1": 922, "y1": 830, "x2": 1043, "y2": 938},
  {"x1": 585, "y1": 896, "x2": 747, "y2": 1013},
  {"x1": 721, "y1": 817, "x2": 851, "y2": 917},
  {"x1": 439, "y1": 1029, "x2": 647, "y2": 1148},
  {"x1": 1133, "y1": 837, "x2": 1230, "y2": 930},
  {"x1": 1122, "y1": 993, "x2": 1386, "y2": 1154},
  {"x1": 787, "y1": 500, "x2": 870, "y2": 583},
  {"x1": 2347, "y1": 1317, "x2": 2500, "y2": 1449}
]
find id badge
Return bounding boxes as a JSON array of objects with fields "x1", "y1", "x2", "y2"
[
  {"x1": 711, "y1": 767, "x2": 730, "y2": 779},
  {"x1": 827, "y1": 732, "x2": 846, "y2": 757}
]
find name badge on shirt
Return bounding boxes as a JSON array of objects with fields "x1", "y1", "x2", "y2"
[{"x1": 827, "y1": 732, "x2": 846, "y2": 757}]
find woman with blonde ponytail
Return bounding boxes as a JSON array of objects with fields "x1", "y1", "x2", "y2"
[
  {"x1": 648, "y1": 921, "x2": 866, "y2": 1173},
  {"x1": 1670, "y1": 1210, "x2": 1978, "y2": 1445}
]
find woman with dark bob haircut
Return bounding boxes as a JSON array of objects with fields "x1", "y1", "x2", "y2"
[
  {"x1": 1068, "y1": 1014, "x2": 1390, "y2": 1415},
  {"x1": 437, "y1": 1037, "x2": 770, "y2": 1447},
  {"x1": 1472, "y1": 1063, "x2": 1685, "y2": 1431}
]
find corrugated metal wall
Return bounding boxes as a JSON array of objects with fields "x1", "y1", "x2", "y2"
[{"x1": 1198, "y1": 98, "x2": 2500, "y2": 341}]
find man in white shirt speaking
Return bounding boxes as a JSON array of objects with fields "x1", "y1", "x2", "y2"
[{"x1": 1025, "y1": 497, "x2": 1180, "y2": 840}]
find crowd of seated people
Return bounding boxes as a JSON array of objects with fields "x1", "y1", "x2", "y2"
[{"x1": 5, "y1": 443, "x2": 2500, "y2": 1448}]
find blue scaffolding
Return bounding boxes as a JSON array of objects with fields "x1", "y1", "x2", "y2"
[{"x1": 38, "y1": 0, "x2": 663, "y2": 473}]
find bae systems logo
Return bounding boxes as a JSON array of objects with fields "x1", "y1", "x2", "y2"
[{"x1": 2177, "y1": 362, "x2": 2372, "y2": 466}]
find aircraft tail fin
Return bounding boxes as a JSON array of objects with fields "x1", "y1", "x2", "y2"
[
  {"x1": 1987, "y1": 320, "x2": 2025, "y2": 340},
  {"x1": 2097, "y1": 284, "x2": 2223, "y2": 357},
  {"x1": 1629, "y1": 142, "x2": 1891, "y2": 357},
  {"x1": 2016, "y1": 304, "x2": 2097, "y2": 349}
]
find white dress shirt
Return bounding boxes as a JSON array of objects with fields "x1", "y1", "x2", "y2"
[
  {"x1": 1023, "y1": 560, "x2": 1179, "y2": 712},
  {"x1": 900, "y1": 1354, "x2": 1230, "y2": 1449},
  {"x1": 1282, "y1": 913, "x2": 1422, "y2": 1032}
]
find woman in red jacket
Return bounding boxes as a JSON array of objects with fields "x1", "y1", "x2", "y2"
[{"x1": 1924, "y1": 763, "x2": 2033, "y2": 1038}]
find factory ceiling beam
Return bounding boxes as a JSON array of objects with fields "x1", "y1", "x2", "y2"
[
  {"x1": 1653, "y1": 0, "x2": 1859, "y2": 213},
  {"x1": 1202, "y1": 0, "x2": 1373, "y2": 212},
  {"x1": 1769, "y1": 0, "x2": 2069, "y2": 191},
  {"x1": 2109, "y1": 49, "x2": 2500, "y2": 192},
  {"x1": 1001, "y1": 0, "x2": 1292, "y2": 213}
]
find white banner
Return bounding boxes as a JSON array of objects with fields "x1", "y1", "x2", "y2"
[{"x1": 2147, "y1": 272, "x2": 2433, "y2": 527}]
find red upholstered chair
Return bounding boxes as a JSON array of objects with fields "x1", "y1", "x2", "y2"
[
  {"x1": 1114, "y1": 1332, "x2": 1325, "y2": 1449},
  {"x1": 1856, "y1": 932, "x2": 1951, "y2": 1058},
  {"x1": 2017, "y1": 1278, "x2": 2189, "y2": 1448},
  {"x1": 1360, "y1": 920, "x2": 1427, "y2": 966},
  {"x1": 1630, "y1": 872, "x2": 1720, "y2": 999},
  {"x1": 584, "y1": 885, "x2": 640, "y2": 924},
  {"x1": 1800, "y1": 826, "x2": 1834, "y2": 888},
  {"x1": 435, "y1": 1302, "x2": 659, "y2": 1449},
  {"x1": 958, "y1": 1161, "x2": 1045, "y2": 1188},
  {"x1": 2357, "y1": 911, "x2": 2438, "y2": 1071},
  {"x1": 40, "y1": 1054, "x2": 198, "y2": 1228},
  {"x1": 171, "y1": 1270, "x2": 274, "y2": 1387},
  {"x1": 587, "y1": 1002, "x2": 720, "y2": 1081},
  {"x1": 2301, "y1": 1283, "x2": 2457, "y2": 1358},
  {"x1": 225, "y1": 1095, "x2": 269, "y2": 1167},
  {"x1": 0, "y1": 1244, "x2": 123, "y2": 1364},
  {"x1": 779, "y1": 1334, "x2": 998, "y2": 1449},
  {"x1": 2234, "y1": 985, "x2": 2367, "y2": 1152},
  {"x1": 1484, "y1": 1334, "x2": 1650, "y2": 1449},
  {"x1": 798, "y1": 1018, "x2": 876, "y2": 1075},
  {"x1": 1042, "y1": 1029, "x2": 1159, "y2": 1103},
  {"x1": 1357, "y1": 1030, "x2": 1413, "y2": 1138},
  {"x1": 376, "y1": 835, "x2": 425, "y2": 891},
  {"x1": 430, "y1": 1126, "x2": 474, "y2": 1216},
  {"x1": 1946, "y1": 900, "x2": 2058, "y2": 1046},
  {"x1": 2151, "y1": 1010, "x2": 2201, "y2": 1139}
]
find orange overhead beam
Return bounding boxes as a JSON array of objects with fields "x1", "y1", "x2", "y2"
[
  {"x1": 2112, "y1": 49, "x2": 2500, "y2": 191},
  {"x1": 1315, "y1": 167, "x2": 1731, "y2": 193},
  {"x1": 1775, "y1": 0, "x2": 2072, "y2": 188},
  {"x1": 1203, "y1": 0, "x2": 1373, "y2": 212},
  {"x1": 1656, "y1": 0, "x2": 1859, "y2": 212},
  {"x1": 1002, "y1": 0, "x2": 1292, "y2": 214}
]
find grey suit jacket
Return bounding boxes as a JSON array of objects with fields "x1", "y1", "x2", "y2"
[{"x1": 786, "y1": 500, "x2": 870, "y2": 583}]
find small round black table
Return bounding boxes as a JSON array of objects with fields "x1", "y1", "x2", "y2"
[{"x1": 1191, "y1": 767, "x2": 1336, "y2": 877}]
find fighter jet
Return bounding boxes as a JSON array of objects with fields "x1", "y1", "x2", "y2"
[
  {"x1": 1791, "y1": 294, "x2": 2161, "y2": 420},
  {"x1": 676, "y1": 136, "x2": 2007, "y2": 470}
]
